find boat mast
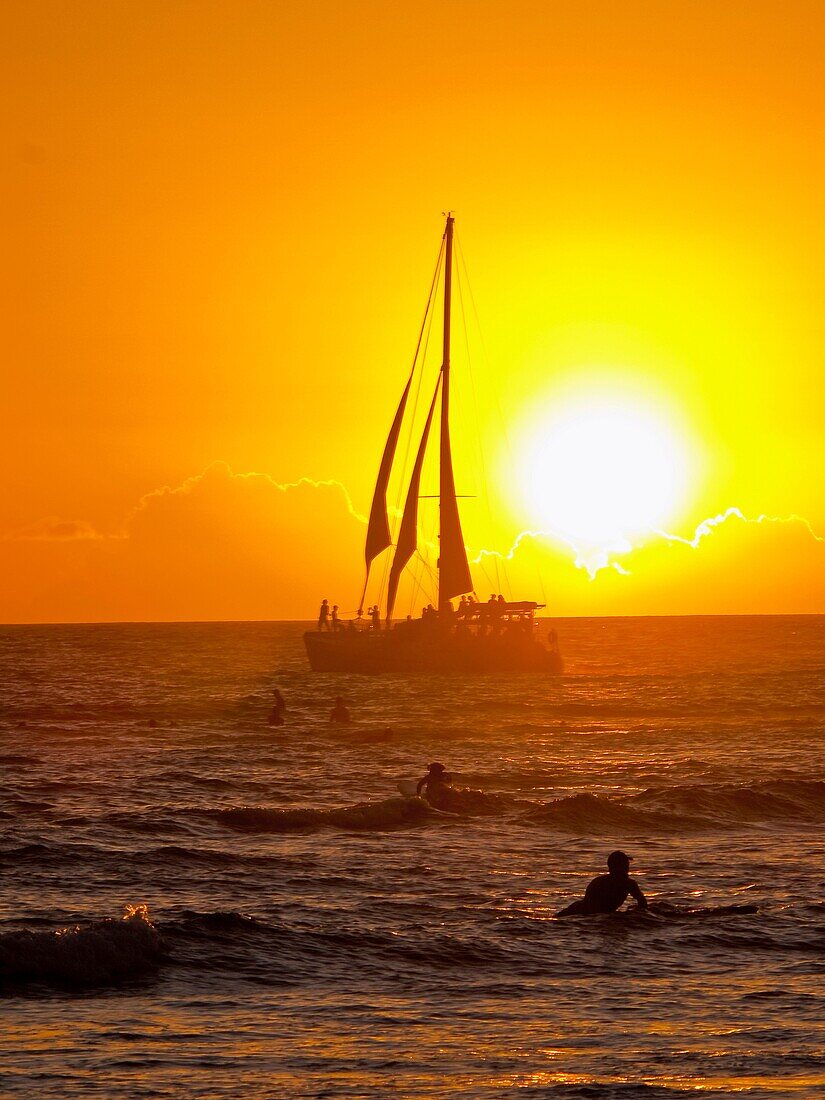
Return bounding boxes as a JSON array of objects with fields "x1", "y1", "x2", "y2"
[
  {"x1": 438, "y1": 214, "x2": 454, "y2": 613},
  {"x1": 437, "y1": 214, "x2": 474, "y2": 613}
]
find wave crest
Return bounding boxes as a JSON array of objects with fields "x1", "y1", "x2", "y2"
[
  {"x1": 213, "y1": 795, "x2": 439, "y2": 833},
  {"x1": 521, "y1": 792, "x2": 705, "y2": 833},
  {"x1": 0, "y1": 905, "x2": 163, "y2": 988}
]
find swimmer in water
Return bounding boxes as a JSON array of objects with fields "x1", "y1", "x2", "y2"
[
  {"x1": 556, "y1": 850, "x2": 648, "y2": 917},
  {"x1": 330, "y1": 696, "x2": 351, "y2": 724},
  {"x1": 416, "y1": 762, "x2": 452, "y2": 808}
]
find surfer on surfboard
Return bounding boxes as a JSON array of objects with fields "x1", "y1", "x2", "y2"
[
  {"x1": 556, "y1": 850, "x2": 648, "y2": 916},
  {"x1": 416, "y1": 762, "x2": 452, "y2": 808}
]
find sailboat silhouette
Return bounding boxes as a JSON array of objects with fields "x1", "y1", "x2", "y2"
[{"x1": 304, "y1": 215, "x2": 563, "y2": 674}]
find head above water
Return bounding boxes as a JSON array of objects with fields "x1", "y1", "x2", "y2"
[{"x1": 607, "y1": 850, "x2": 632, "y2": 874}]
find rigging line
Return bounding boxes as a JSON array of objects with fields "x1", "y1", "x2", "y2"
[
  {"x1": 475, "y1": 559, "x2": 497, "y2": 600},
  {"x1": 537, "y1": 558, "x2": 548, "y2": 607},
  {"x1": 456, "y1": 235, "x2": 517, "y2": 601},
  {"x1": 404, "y1": 496, "x2": 440, "y2": 617},
  {"x1": 405, "y1": 498, "x2": 440, "y2": 618},
  {"x1": 395, "y1": 238, "x2": 444, "y2": 499},
  {"x1": 407, "y1": 550, "x2": 438, "y2": 615},
  {"x1": 454, "y1": 236, "x2": 508, "y2": 600},
  {"x1": 375, "y1": 239, "x2": 445, "y2": 611},
  {"x1": 455, "y1": 235, "x2": 517, "y2": 491}
]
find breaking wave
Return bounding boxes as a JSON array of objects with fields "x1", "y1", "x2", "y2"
[
  {"x1": 212, "y1": 795, "x2": 443, "y2": 833},
  {"x1": 0, "y1": 905, "x2": 163, "y2": 988}
]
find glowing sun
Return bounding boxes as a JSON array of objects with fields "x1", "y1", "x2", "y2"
[{"x1": 513, "y1": 387, "x2": 695, "y2": 548}]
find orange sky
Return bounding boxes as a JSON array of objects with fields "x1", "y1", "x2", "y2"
[{"x1": 2, "y1": 0, "x2": 824, "y2": 622}]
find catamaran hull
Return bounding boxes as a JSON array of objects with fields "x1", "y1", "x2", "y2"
[{"x1": 304, "y1": 631, "x2": 563, "y2": 675}]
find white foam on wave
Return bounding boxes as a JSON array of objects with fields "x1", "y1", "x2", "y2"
[{"x1": 0, "y1": 904, "x2": 163, "y2": 987}]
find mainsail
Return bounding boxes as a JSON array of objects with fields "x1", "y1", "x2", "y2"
[
  {"x1": 385, "y1": 376, "x2": 441, "y2": 622},
  {"x1": 438, "y1": 214, "x2": 473, "y2": 608},
  {"x1": 438, "y1": 396, "x2": 473, "y2": 605}
]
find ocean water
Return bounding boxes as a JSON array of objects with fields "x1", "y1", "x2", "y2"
[{"x1": 0, "y1": 616, "x2": 823, "y2": 1099}]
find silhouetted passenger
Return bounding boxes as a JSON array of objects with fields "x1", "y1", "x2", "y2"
[
  {"x1": 272, "y1": 689, "x2": 285, "y2": 713},
  {"x1": 485, "y1": 593, "x2": 502, "y2": 634},
  {"x1": 331, "y1": 604, "x2": 341, "y2": 631},
  {"x1": 330, "y1": 696, "x2": 351, "y2": 724},
  {"x1": 556, "y1": 850, "x2": 648, "y2": 916},
  {"x1": 318, "y1": 599, "x2": 331, "y2": 631},
  {"x1": 416, "y1": 762, "x2": 452, "y2": 807}
]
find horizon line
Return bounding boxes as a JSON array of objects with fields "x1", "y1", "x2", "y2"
[{"x1": 1, "y1": 612, "x2": 823, "y2": 628}]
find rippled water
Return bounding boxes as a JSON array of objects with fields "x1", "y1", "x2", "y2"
[{"x1": 1, "y1": 617, "x2": 823, "y2": 1098}]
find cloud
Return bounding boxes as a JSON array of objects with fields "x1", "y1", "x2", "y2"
[
  {"x1": 0, "y1": 464, "x2": 366, "y2": 622},
  {"x1": 0, "y1": 464, "x2": 823, "y2": 622},
  {"x1": 2, "y1": 517, "x2": 107, "y2": 542},
  {"x1": 494, "y1": 509, "x2": 825, "y2": 615},
  {"x1": 127, "y1": 462, "x2": 367, "y2": 529}
]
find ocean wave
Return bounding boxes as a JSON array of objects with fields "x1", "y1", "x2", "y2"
[
  {"x1": 0, "y1": 841, "x2": 315, "y2": 872},
  {"x1": 521, "y1": 792, "x2": 709, "y2": 834},
  {"x1": 163, "y1": 909, "x2": 510, "y2": 975},
  {"x1": 3, "y1": 798, "x2": 54, "y2": 814},
  {"x1": 522, "y1": 779, "x2": 825, "y2": 833},
  {"x1": 101, "y1": 810, "x2": 194, "y2": 835},
  {"x1": 212, "y1": 795, "x2": 442, "y2": 833},
  {"x1": 627, "y1": 779, "x2": 825, "y2": 825},
  {"x1": 0, "y1": 905, "x2": 163, "y2": 988},
  {"x1": 155, "y1": 770, "x2": 234, "y2": 789},
  {"x1": 3, "y1": 900, "x2": 819, "y2": 995},
  {"x1": 160, "y1": 906, "x2": 805, "y2": 980}
]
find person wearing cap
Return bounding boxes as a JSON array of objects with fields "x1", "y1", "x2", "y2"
[
  {"x1": 556, "y1": 850, "x2": 648, "y2": 917},
  {"x1": 416, "y1": 762, "x2": 452, "y2": 807}
]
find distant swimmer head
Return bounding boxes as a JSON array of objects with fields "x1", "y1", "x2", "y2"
[
  {"x1": 607, "y1": 850, "x2": 632, "y2": 873},
  {"x1": 427, "y1": 762, "x2": 446, "y2": 775}
]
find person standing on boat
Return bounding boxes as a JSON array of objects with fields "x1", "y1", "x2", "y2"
[
  {"x1": 331, "y1": 604, "x2": 341, "y2": 631},
  {"x1": 318, "y1": 599, "x2": 331, "y2": 631},
  {"x1": 370, "y1": 604, "x2": 381, "y2": 631}
]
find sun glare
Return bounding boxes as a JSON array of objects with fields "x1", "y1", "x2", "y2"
[{"x1": 512, "y1": 384, "x2": 696, "y2": 550}]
